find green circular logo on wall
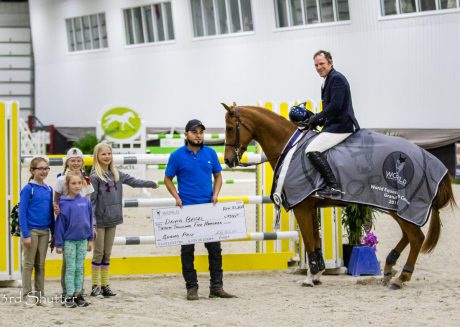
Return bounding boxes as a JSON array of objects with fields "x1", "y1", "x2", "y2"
[{"x1": 101, "y1": 107, "x2": 142, "y2": 140}]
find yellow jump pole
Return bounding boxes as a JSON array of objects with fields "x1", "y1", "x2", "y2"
[
  {"x1": 259, "y1": 102, "x2": 275, "y2": 253},
  {"x1": 278, "y1": 102, "x2": 293, "y2": 254},
  {"x1": 0, "y1": 100, "x2": 21, "y2": 283}
]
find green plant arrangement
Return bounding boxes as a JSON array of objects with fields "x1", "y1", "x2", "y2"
[
  {"x1": 341, "y1": 203, "x2": 376, "y2": 245},
  {"x1": 73, "y1": 133, "x2": 98, "y2": 154}
]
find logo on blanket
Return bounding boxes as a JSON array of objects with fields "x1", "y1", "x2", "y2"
[{"x1": 383, "y1": 152, "x2": 414, "y2": 189}]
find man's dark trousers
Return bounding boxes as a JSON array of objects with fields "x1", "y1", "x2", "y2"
[{"x1": 181, "y1": 241, "x2": 223, "y2": 290}]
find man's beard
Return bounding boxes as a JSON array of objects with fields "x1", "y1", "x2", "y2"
[{"x1": 186, "y1": 137, "x2": 202, "y2": 147}]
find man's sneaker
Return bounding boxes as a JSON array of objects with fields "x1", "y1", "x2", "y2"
[
  {"x1": 74, "y1": 294, "x2": 89, "y2": 307},
  {"x1": 64, "y1": 295, "x2": 77, "y2": 308},
  {"x1": 186, "y1": 287, "x2": 199, "y2": 300},
  {"x1": 90, "y1": 285, "x2": 101, "y2": 297},
  {"x1": 101, "y1": 285, "x2": 117, "y2": 297},
  {"x1": 209, "y1": 288, "x2": 237, "y2": 298}
]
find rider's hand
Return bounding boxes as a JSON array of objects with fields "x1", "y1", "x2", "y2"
[{"x1": 308, "y1": 114, "x2": 323, "y2": 129}]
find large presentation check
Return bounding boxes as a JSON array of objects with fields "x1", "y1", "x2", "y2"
[{"x1": 152, "y1": 201, "x2": 247, "y2": 246}]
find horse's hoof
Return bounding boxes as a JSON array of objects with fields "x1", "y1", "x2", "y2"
[
  {"x1": 302, "y1": 282, "x2": 314, "y2": 287},
  {"x1": 313, "y1": 280, "x2": 322, "y2": 285},
  {"x1": 388, "y1": 283, "x2": 401, "y2": 290}
]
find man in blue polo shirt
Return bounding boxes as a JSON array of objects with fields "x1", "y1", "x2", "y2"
[{"x1": 164, "y1": 119, "x2": 236, "y2": 301}]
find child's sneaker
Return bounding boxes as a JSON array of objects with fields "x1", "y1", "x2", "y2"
[
  {"x1": 90, "y1": 285, "x2": 101, "y2": 297},
  {"x1": 74, "y1": 294, "x2": 89, "y2": 307},
  {"x1": 64, "y1": 295, "x2": 77, "y2": 308},
  {"x1": 59, "y1": 293, "x2": 66, "y2": 306},
  {"x1": 101, "y1": 285, "x2": 117, "y2": 297},
  {"x1": 37, "y1": 296, "x2": 54, "y2": 307},
  {"x1": 22, "y1": 295, "x2": 38, "y2": 307}
]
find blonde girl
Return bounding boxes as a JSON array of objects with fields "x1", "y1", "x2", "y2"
[
  {"x1": 90, "y1": 142, "x2": 158, "y2": 297},
  {"x1": 55, "y1": 171, "x2": 94, "y2": 308},
  {"x1": 53, "y1": 147, "x2": 94, "y2": 300},
  {"x1": 19, "y1": 156, "x2": 54, "y2": 306}
]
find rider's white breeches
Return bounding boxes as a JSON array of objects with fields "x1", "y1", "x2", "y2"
[{"x1": 305, "y1": 132, "x2": 352, "y2": 153}]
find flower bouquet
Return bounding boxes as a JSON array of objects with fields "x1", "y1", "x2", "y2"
[{"x1": 361, "y1": 230, "x2": 378, "y2": 250}]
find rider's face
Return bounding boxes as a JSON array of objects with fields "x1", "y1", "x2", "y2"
[{"x1": 314, "y1": 53, "x2": 333, "y2": 78}]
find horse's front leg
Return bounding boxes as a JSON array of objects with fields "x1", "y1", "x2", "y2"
[
  {"x1": 293, "y1": 202, "x2": 323, "y2": 287},
  {"x1": 311, "y1": 208, "x2": 325, "y2": 285}
]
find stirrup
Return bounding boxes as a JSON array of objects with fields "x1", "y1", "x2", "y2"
[{"x1": 316, "y1": 186, "x2": 344, "y2": 197}]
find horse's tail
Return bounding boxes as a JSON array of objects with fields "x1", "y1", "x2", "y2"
[{"x1": 421, "y1": 174, "x2": 457, "y2": 254}]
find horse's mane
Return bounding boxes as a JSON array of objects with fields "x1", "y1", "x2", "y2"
[{"x1": 236, "y1": 105, "x2": 296, "y2": 127}]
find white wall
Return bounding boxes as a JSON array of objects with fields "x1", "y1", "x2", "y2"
[{"x1": 29, "y1": 0, "x2": 460, "y2": 128}]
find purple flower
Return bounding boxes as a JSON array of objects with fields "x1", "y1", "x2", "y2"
[{"x1": 361, "y1": 231, "x2": 378, "y2": 250}]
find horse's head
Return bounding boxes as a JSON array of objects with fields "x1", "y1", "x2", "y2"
[{"x1": 222, "y1": 103, "x2": 254, "y2": 168}]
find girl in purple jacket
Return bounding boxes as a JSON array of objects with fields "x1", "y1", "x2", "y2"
[{"x1": 55, "y1": 171, "x2": 94, "y2": 308}]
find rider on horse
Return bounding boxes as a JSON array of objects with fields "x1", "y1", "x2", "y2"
[{"x1": 289, "y1": 50, "x2": 360, "y2": 197}]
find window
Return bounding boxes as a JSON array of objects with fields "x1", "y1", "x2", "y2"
[
  {"x1": 381, "y1": 0, "x2": 460, "y2": 16},
  {"x1": 123, "y1": 2, "x2": 175, "y2": 45},
  {"x1": 440, "y1": 0, "x2": 458, "y2": 9},
  {"x1": 274, "y1": 0, "x2": 350, "y2": 28},
  {"x1": 66, "y1": 13, "x2": 108, "y2": 52},
  {"x1": 190, "y1": 0, "x2": 254, "y2": 37}
]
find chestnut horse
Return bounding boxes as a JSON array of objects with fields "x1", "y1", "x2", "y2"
[{"x1": 223, "y1": 104, "x2": 456, "y2": 289}]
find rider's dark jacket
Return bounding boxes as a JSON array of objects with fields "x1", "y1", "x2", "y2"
[{"x1": 311, "y1": 68, "x2": 360, "y2": 133}]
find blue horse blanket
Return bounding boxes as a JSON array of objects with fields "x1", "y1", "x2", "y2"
[{"x1": 277, "y1": 129, "x2": 448, "y2": 227}]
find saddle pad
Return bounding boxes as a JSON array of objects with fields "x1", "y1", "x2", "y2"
[{"x1": 280, "y1": 129, "x2": 448, "y2": 227}]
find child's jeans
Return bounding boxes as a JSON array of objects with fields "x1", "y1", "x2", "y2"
[{"x1": 64, "y1": 240, "x2": 88, "y2": 296}]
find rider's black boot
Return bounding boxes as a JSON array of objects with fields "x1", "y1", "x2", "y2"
[{"x1": 307, "y1": 151, "x2": 342, "y2": 197}]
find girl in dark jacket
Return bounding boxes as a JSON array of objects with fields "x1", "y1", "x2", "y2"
[{"x1": 89, "y1": 142, "x2": 158, "y2": 297}]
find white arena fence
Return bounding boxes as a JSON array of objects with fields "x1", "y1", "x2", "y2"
[
  {"x1": 113, "y1": 231, "x2": 300, "y2": 246},
  {"x1": 21, "y1": 153, "x2": 264, "y2": 167}
]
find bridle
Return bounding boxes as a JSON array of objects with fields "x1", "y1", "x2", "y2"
[{"x1": 224, "y1": 107, "x2": 252, "y2": 167}]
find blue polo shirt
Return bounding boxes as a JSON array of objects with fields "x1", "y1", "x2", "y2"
[{"x1": 165, "y1": 145, "x2": 222, "y2": 205}]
